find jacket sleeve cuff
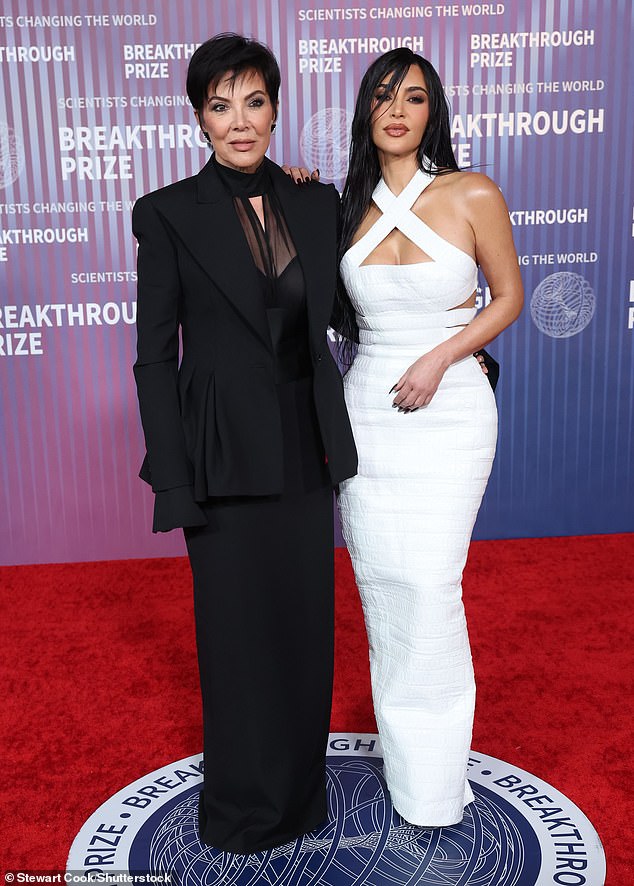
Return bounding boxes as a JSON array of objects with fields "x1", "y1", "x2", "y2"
[{"x1": 152, "y1": 486, "x2": 207, "y2": 533}]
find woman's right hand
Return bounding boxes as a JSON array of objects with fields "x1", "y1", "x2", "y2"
[{"x1": 281, "y1": 165, "x2": 320, "y2": 184}]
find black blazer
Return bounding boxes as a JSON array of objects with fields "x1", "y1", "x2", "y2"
[{"x1": 133, "y1": 156, "x2": 358, "y2": 532}]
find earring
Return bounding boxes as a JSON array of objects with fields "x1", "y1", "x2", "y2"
[
  {"x1": 202, "y1": 130, "x2": 211, "y2": 143},
  {"x1": 271, "y1": 122, "x2": 276, "y2": 132}
]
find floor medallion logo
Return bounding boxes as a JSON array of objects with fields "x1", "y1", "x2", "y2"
[{"x1": 67, "y1": 733, "x2": 605, "y2": 885}]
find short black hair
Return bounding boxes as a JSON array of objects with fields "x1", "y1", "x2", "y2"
[{"x1": 186, "y1": 33, "x2": 281, "y2": 113}]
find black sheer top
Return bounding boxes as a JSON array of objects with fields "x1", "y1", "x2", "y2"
[{"x1": 212, "y1": 155, "x2": 312, "y2": 384}]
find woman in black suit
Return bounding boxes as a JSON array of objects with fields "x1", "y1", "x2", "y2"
[{"x1": 132, "y1": 33, "x2": 357, "y2": 854}]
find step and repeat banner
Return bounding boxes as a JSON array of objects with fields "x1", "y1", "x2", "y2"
[{"x1": 1, "y1": 1, "x2": 632, "y2": 564}]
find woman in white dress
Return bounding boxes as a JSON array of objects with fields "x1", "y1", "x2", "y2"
[{"x1": 336, "y1": 49, "x2": 524, "y2": 828}]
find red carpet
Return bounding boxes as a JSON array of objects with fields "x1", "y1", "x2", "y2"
[{"x1": 1, "y1": 534, "x2": 632, "y2": 882}]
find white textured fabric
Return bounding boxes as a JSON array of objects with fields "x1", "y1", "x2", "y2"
[{"x1": 338, "y1": 169, "x2": 498, "y2": 826}]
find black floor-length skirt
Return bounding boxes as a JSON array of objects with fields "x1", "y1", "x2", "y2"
[{"x1": 184, "y1": 375, "x2": 333, "y2": 853}]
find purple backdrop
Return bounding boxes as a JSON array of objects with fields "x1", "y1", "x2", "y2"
[{"x1": 1, "y1": 0, "x2": 632, "y2": 564}]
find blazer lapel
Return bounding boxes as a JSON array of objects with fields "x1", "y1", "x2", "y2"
[
  {"x1": 158, "y1": 156, "x2": 272, "y2": 349},
  {"x1": 157, "y1": 157, "x2": 335, "y2": 352},
  {"x1": 268, "y1": 161, "x2": 334, "y2": 347}
]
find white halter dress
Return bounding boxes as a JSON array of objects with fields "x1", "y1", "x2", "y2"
[{"x1": 338, "y1": 168, "x2": 498, "y2": 826}]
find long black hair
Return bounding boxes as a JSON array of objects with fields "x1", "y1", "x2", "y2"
[{"x1": 335, "y1": 49, "x2": 458, "y2": 365}]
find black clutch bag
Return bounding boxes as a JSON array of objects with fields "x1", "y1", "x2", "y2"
[{"x1": 474, "y1": 349, "x2": 499, "y2": 392}]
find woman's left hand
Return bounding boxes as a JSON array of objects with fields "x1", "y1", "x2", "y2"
[{"x1": 391, "y1": 351, "x2": 448, "y2": 411}]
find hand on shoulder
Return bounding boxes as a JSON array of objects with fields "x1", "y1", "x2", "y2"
[{"x1": 280, "y1": 163, "x2": 320, "y2": 184}]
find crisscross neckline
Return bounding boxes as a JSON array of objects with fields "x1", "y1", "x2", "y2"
[{"x1": 342, "y1": 168, "x2": 477, "y2": 278}]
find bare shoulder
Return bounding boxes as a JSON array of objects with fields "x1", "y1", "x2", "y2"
[
  {"x1": 443, "y1": 171, "x2": 510, "y2": 228},
  {"x1": 444, "y1": 170, "x2": 504, "y2": 201}
]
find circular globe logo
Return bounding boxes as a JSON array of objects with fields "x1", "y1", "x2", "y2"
[
  {"x1": 67, "y1": 734, "x2": 606, "y2": 884},
  {"x1": 300, "y1": 108, "x2": 352, "y2": 181},
  {"x1": 0, "y1": 122, "x2": 25, "y2": 188},
  {"x1": 530, "y1": 271, "x2": 596, "y2": 338}
]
